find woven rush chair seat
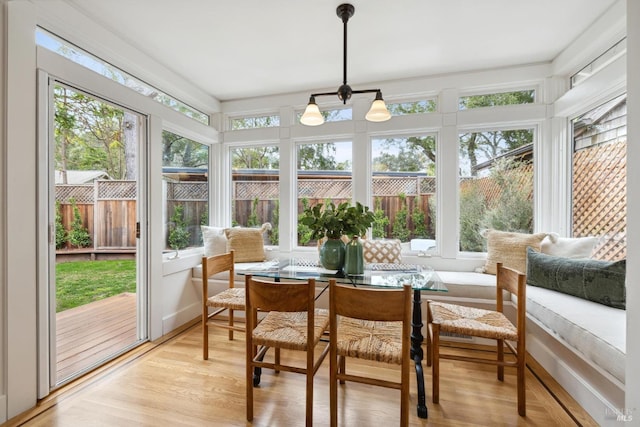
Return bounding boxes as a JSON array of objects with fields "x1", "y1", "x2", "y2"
[
  {"x1": 428, "y1": 302, "x2": 518, "y2": 341},
  {"x1": 335, "y1": 317, "x2": 404, "y2": 364},
  {"x1": 206, "y1": 287, "x2": 245, "y2": 311},
  {"x1": 253, "y1": 309, "x2": 329, "y2": 350}
]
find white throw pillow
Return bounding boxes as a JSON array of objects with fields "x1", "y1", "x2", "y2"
[
  {"x1": 541, "y1": 233, "x2": 599, "y2": 259},
  {"x1": 201, "y1": 226, "x2": 227, "y2": 257}
]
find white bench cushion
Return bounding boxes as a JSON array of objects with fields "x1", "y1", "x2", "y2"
[{"x1": 526, "y1": 285, "x2": 625, "y2": 383}]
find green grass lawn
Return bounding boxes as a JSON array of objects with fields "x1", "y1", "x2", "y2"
[{"x1": 56, "y1": 259, "x2": 136, "y2": 312}]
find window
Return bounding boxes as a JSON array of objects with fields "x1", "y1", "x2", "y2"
[
  {"x1": 37, "y1": 28, "x2": 209, "y2": 125},
  {"x1": 162, "y1": 131, "x2": 209, "y2": 251},
  {"x1": 297, "y1": 141, "x2": 352, "y2": 246},
  {"x1": 458, "y1": 128, "x2": 534, "y2": 252},
  {"x1": 296, "y1": 108, "x2": 353, "y2": 123},
  {"x1": 571, "y1": 94, "x2": 626, "y2": 260},
  {"x1": 459, "y1": 90, "x2": 535, "y2": 110},
  {"x1": 371, "y1": 135, "x2": 436, "y2": 251},
  {"x1": 387, "y1": 99, "x2": 436, "y2": 115},
  {"x1": 231, "y1": 115, "x2": 280, "y2": 130},
  {"x1": 231, "y1": 146, "x2": 280, "y2": 245},
  {"x1": 571, "y1": 38, "x2": 626, "y2": 88}
]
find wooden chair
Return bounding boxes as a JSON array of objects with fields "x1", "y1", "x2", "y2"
[
  {"x1": 426, "y1": 263, "x2": 527, "y2": 416},
  {"x1": 329, "y1": 281, "x2": 412, "y2": 427},
  {"x1": 202, "y1": 250, "x2": 245, "y2": 360},
  {"x1": 245, "y1": 275, "x2": 330, "y2": 427}
]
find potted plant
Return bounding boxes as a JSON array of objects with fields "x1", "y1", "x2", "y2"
[{"x1": 300, "y1": 201, "x2": 375, "y2": 271}]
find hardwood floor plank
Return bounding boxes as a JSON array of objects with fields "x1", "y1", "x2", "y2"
[{"x1": 7, "y1": 320, "x2": 597, "y2": 427}]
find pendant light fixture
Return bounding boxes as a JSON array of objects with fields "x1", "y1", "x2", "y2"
[{"x1": 300, "y1": 3, "x2": 391, "y2": 126}]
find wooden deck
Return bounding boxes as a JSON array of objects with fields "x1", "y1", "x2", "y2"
[{"x1": 56, "y1": 292, "x2": 138, "y2": 382}]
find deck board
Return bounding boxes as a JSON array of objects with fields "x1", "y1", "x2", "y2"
[{"x1": 56, "y1": 292, "x2": 138, "y2": 382}]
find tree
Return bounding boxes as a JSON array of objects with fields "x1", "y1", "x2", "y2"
[
  {"x1": 231, "y1": 146, "x2": 279, "y2": 169},
  {"x1": 297, "y1": 143, "x2": 348, "y2": 171},
  {"x1": 411, "y1": 196, "x2": 428, "y2": 238},
  {"x1": 162, "y1": 131, "x2": 209, "y2": 168},
  {"x1": 373, "y1": 136, "x2": 435, "y2": 173}
]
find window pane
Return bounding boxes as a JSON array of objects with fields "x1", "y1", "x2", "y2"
[
  {"x1": 458, "y1": 129, "x2": 534, "y2": 252},
  {"x1": 37, "y1": 28, "x2": 209, "y2": 125},
  {"x1": 371, "y1": 135, "x2": 436, "y2": 251},
  {"x1": 459, "y1": 90, "x2": 535, "y2": 110},
  {"x1": 296, "y1": 108, "x2": 352, "y2": 123},
  {"x1": 231, "y1": 146, "x2": 280, "y2": 245},
  {"x1": 387, "y1": 99, "x2": 436, "y2": 115},
  {"x1": 231, "y1": 115, "x2": 280, "y2": 130},
  {"x1": 162, "y1": 131, "x2": 209, "y2": 251},
  {"x1": 572, "y1": 94, "x2": 626, "y2": 260},
  {"x1": 297, "y1": 141, "x2": 352, "y2": 246}
]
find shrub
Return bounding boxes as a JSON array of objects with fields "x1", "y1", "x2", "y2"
[
  {"x1": 392, "y1": 193, "x2": 410, "y2": 242},
  {"x1": 55, "y1": 201, "x2": 68, "y2": 249},
  {"x1": 484, "y1": 158, "x2": 533, "y2": 233},
  {"x1": 372, "y1": 197, "x2": 389, "y2": 239},
  {"x1": 67, "y1": 198, "x2": 92, "y2": 248},
  {"x1": 411, "y1": 196, "x2": 428, "y2": 238},
  {"x1": 269, "y1": 200, "x2": 279, "y2": 245},
  {"x1": 168, "y1": 204, "x2": 190, "y2": 250}
]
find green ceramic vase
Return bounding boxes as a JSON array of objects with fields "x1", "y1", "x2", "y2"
[
  {"x1": 344, "y1": 236, "x2": 364, "y2": 275},
  {"x1": 319, "y1": 238, "x2": 345, "y2": 270}
]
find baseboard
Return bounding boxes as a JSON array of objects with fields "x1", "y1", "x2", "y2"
[{"x1": 1, "y1": 394, "x2": 6, "y2": 424}]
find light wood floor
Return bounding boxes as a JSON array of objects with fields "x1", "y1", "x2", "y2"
[
  {"x1": 56, "y1": 292, "x2": 138, "y2": 382},
  {"x1": 7, "y1": 319, "x2": 598, "y2": 427}
]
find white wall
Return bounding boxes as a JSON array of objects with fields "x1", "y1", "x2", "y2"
[{"x1": 625, "y1": 0, "x2": 639, "y2": 423}]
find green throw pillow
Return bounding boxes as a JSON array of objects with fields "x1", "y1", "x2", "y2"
[{"x1": 526, "y1": 247, "x2": 626, "y2": 309}]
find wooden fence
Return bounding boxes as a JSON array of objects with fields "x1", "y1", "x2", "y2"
[{"x1": 57, "y1": 151, "x2": 626, "y2": 261}]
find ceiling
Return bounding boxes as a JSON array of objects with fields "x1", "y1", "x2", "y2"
[{"x1": 55, "y1": 0, "x2": 617, "y2": 102}]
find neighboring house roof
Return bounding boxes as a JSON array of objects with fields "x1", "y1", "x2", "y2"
[{"x1": 55, "y1": 170, "x2": 111, "y2": 184}]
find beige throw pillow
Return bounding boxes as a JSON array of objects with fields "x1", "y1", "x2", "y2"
[
  {"x1": 483, "y1": 229, "x2": 548, "y2": 275},
  {"x1": 224, "y1": 223, "x2": 271, "y2": 262}
]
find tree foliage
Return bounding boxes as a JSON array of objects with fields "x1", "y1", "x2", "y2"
[
  {"x1": 67, "y1": 198, "x2": 92, "y2": 248},
  {"x1": 162, "y1": 131, "x2": 209, "y2": 168}
]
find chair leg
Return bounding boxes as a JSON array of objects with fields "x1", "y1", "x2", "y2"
[
  {"x1": 517, "y1": 347, "x2": 526, "y2": 416},
  {"x1": 425, "y1": 301, "x2": 432, "y2": 367},
  {"x1": 228, "y1": 308, "x2": 234, "y2": 340},
  {"x1": 203, "y1": 308, "x2": 209, "y2": 360},
  {"x1": 400, "y1": 351, "x2": 410, "y2": 427},
  {"x1": 339, "y1": 355, "x2": 346, "y2": 385},
  {"x1": 246, "y1": 335, "x2": 254, "y2": 421},
  {"x1": 432, "y1": 323, "x2": 440, "y2": 404},
  {"x1": 330, "y1": 348, "x2": 338, "y2": 427},
  {"x1": 275, "y1": 348, "x2": 281, "y2": 373},
  {"x1": 306, "y1": 348, "x2": 314, "y2": 427},
  {"x1": 497, "y1": 338, "x2": 504, "y2": 382}
]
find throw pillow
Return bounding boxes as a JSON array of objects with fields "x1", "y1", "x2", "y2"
[
  {"x1": 362, "y1": 239, "x2": 402, "y2": 264},
  {"x1": 224, "y1": 223, "x2": 271, "y2": 262},
  {"x1": 526, "y1": 247, "x2": 626, "y2": 309},
  {"x1": 482, "y1": 229, "x2": 548, "y2": 275},
  {"x1": 541, "y1": 233, "x2": 599, "y2": 259},
  {"x1": 201, "y1": 226, "x2": 227, "y2": 257}
]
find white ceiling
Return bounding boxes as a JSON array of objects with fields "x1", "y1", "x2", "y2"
[{"x1": 57, "y1": 0, "x2": 617, "y2": 102}]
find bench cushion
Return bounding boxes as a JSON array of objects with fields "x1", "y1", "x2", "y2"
[
  {"x1": 526, "y1": 285, "x2": 625, "y2": 383},
  {"x1": 429, "y1": 271, "x2": 497, "y2": 300}
]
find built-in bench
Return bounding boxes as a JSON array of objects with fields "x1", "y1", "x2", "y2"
[{"x1": 193, "y1": 261, "x2": 624, "y2": 425}]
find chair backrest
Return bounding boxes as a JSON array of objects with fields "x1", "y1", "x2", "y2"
[
  {"x1": 496, "y1": 262, "x2": 527, "y2": 335},
  {"x1": 245, "y1": 275, "x2": 315, "y2": 313},
  {"x1": 202, "y1": 250, "x2": 235, "y2": 288},
  {"x1": 330, "y1": 281, "x2": 412, "y2": 323}
]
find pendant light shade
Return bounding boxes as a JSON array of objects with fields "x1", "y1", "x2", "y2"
[
  {"x1": 300, "y1": 96, "x2": 325, "y2": 126},
  {"x1": 300, "y1": 4, "x2": 391, "y2": 126},
  {"x1": 365, "y1": 91, "x2": 391, "y2": 122}
]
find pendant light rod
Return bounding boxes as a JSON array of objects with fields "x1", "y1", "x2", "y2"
[{"x1": 300, "y1": 3, "x2": 391, "y2": 125}]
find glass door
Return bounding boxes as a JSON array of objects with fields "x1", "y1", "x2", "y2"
[{"x1": 47, "y1": 81, "x2": 147, "y2": 387}]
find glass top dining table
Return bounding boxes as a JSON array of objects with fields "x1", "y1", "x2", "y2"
[{"x1": 236, "y1": 258, "x2": 447, "y2": 419}]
